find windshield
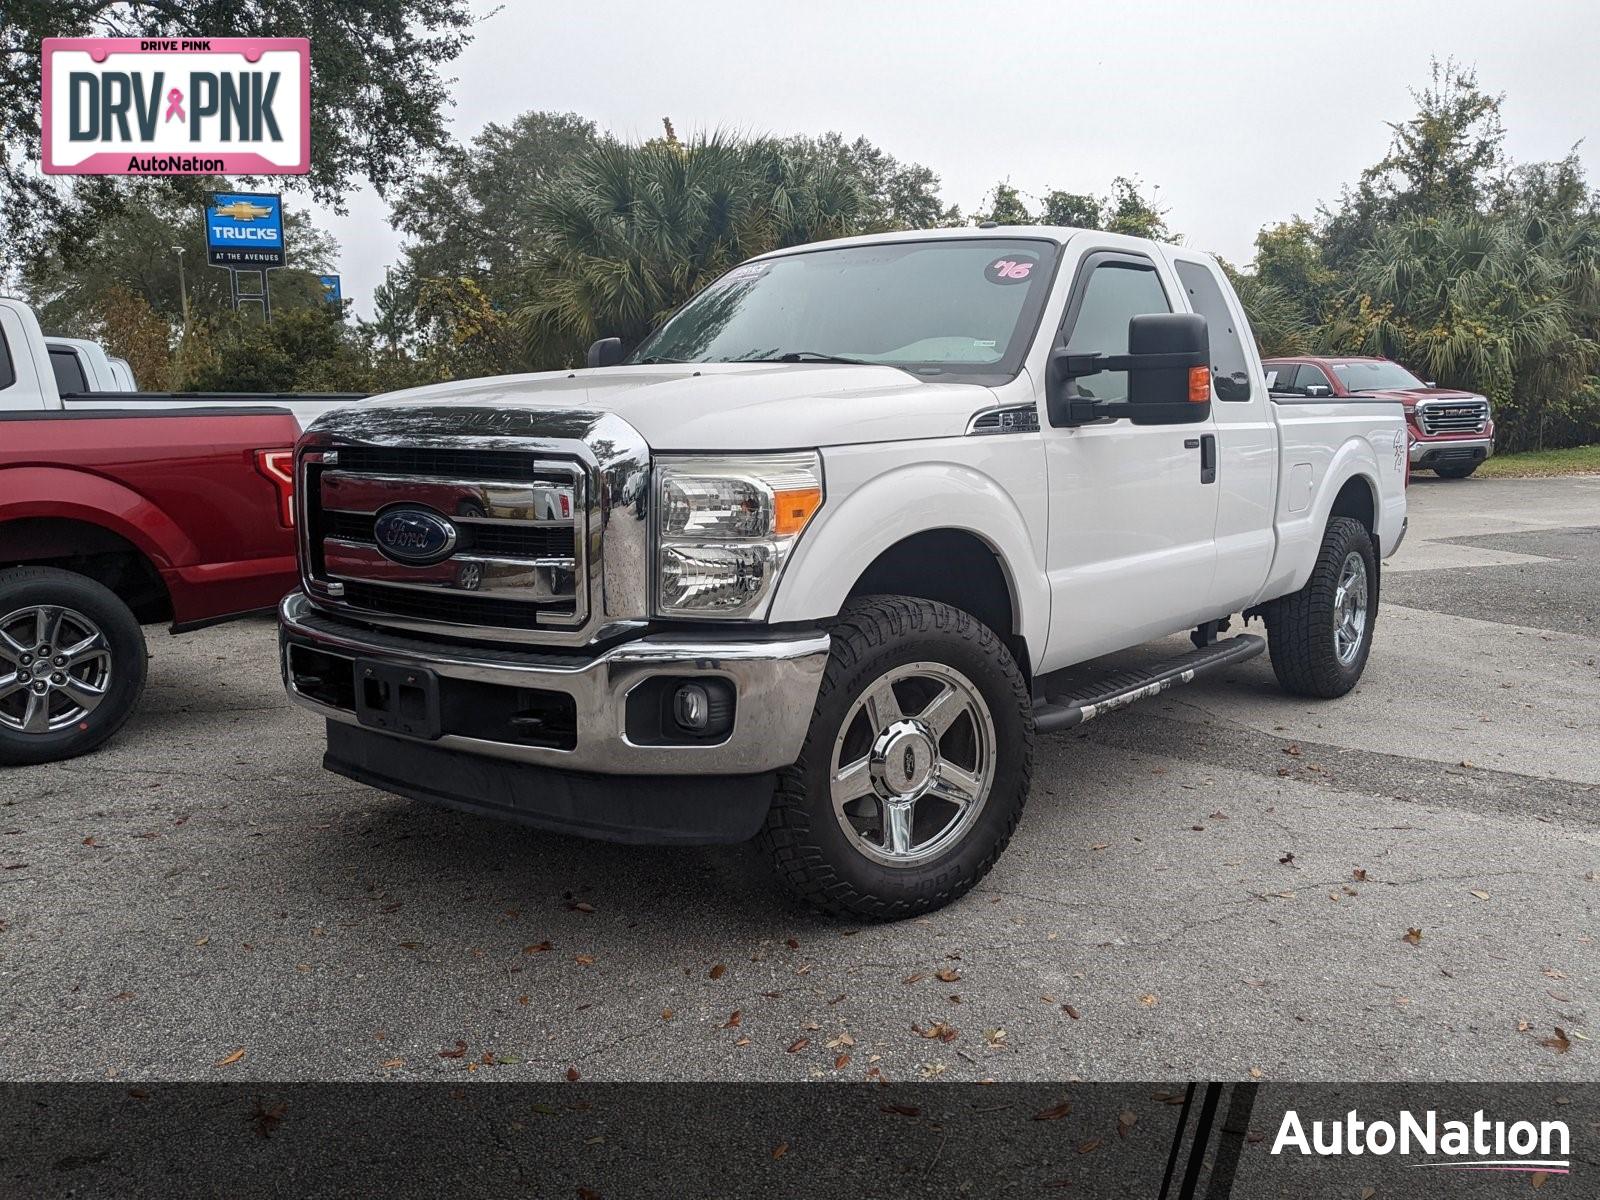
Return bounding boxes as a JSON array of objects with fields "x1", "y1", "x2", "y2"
[
  {"x1": 1329, "y1": 360, "x2": 1425, "y2": 392},
  {"x1": 629, "y1": 238, "x2": 1060, "y2": 381}
]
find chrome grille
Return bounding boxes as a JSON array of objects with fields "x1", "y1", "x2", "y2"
[
  {"x1": 1417, "y1": 398, "x2": 1488, "y2": 435},
  {"x1": 301, "y1": 448, "x2": 587, "y2": 633}
]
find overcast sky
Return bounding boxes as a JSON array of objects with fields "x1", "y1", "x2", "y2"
[{"x1": 311, "y1": 0, "x2": 1600, "y2": 320}]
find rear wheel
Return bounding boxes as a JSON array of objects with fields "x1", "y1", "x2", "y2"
[
  {"x1": 0, "y1": 567, "x2": 148, "y2": 765},
  {"x1": 759, "y1": 596, "x2": 1034, "y2": 921},
  {"x1": 1434, "y1": 462, "x2": 1479, "y2": 479},
  {"x1": 1263, "y1": 517, "x2": 1377, "y2": 699}
]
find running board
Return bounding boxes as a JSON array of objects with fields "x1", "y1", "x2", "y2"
[{"x1": 1032, "y1": 634, "x2": 1266, "y2": 733}]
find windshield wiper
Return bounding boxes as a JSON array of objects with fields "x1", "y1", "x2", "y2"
[
  {"x1": 638, "y1": 355, "x2": 689, "y2": 364},
  {"x1": 732, "y1": 351, "x2": 871, "y2": 366}
]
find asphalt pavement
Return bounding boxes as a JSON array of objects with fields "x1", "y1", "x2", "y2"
[{"x1": 2, "y1": 474, "x2": 1596, "y2": 1083}]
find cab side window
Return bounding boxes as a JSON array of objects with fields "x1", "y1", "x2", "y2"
[
  {"x1": 0, "y1": 326, "x2": 15, "y2": 391},
  {"x1": 1175, "y1": 261, "x2": 1252, "y2": 401},
  {"x1": 1298, "y1": 364, "x2": 1333, "y2": 393},
  {"x1": 1063, "y1": 260, "x2": 1171, "y2": 402},
  {"x1": 49, "y1": 347, "x2": 88, "y2": 394}
]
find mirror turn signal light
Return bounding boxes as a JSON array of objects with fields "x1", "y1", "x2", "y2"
[
  {"x1": 1188, "y1": 366, "x2": 1211, "y2": 403},
  {"x1": 773, "y1": 486, "x2": 823, "y2": 536}
]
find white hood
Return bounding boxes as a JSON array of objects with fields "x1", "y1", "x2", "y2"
[{"x1": 364, "y1": 362, "x2": 993, "y2": 450}]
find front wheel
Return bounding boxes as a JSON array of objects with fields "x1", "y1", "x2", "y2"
[
  {"x1": 759, "y1": 597, "x2": 1035, "y2": 921},
  {"x1": 1263, "y1": 517, "x2": 1377, "y2": 698},
  {"x1": 0, "y1": 567, "x2": 148, "y2": 765}
]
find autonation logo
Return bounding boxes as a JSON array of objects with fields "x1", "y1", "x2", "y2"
[{"x1": 1273, "y1": 1108, "x2": 1571, "y2": 1177}]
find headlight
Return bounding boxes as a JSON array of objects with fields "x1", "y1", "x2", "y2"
[{"x1": 654, "y1": 452, "x2": 823, "y2": 618}]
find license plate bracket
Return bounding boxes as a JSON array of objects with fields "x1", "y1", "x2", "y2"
[{"x1": 353, "y1": 660, "x2": 442, "y2": 740}]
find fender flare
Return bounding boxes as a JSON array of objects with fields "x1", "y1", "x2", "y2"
[
  {"x1": 767, "y1": 461, "x2": 1050, "y2": 654},
  {"x1": 0, "y1": 465, "x2": 196, "y2": 570}
]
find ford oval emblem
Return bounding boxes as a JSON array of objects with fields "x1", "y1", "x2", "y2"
[{"x1": 372, "y1": 506, "x2": 458, "y2": 566}]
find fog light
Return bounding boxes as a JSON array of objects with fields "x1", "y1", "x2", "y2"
[{"x1": 674, "y1": 682, "x2": 710, "y2": 731}]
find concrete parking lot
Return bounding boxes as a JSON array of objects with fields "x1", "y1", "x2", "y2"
[{"x1": 2, "y1": 475, "x2": 1596, "y2": 1083}]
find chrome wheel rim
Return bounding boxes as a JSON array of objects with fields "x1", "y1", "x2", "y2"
[
  {"x1": 1332, "y1": 552, "x2": 1369, "y2": 666},
  {"x1": 0, "y1": 606, "x2": 113, "y2": 735},
  {"x1": 830, "y1": 661, "x2": 996, "y2": 867}
]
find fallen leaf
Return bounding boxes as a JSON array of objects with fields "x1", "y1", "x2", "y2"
[
  {"x1": 523, "y1": 941, "x2": 552, "y2": 955},
  {"x1": 1249, "y1": 1067, "x2": 1263, "y2": 1079},
  {"x1": 786, "y1": 938, "x2": 800, "y2": 950},
  {"x1": 709, "y1": 963, "x2": 727, "y2": 980},
  {"x1": 1090, "y1": 843, "x2": 1109, "y2": 851},
  {"x1": 1117, "y1": 1110, "x2": 1137, "y2": 1137},
  {"x1": 1531, "y1": 1172, "x2": 1549, "y2": 1190},
  {"x1": 1063, "y1": 1004, "x2": 1081, "y2": 1020},
  {"x1": 661, "y1": 1009, "x2": 673, "y2": 1021},
  {"x1": 1032, "y1": 1101, "x2": 1072, "y2": 1121},
  {"x1": 903, "y1": 972, "x2": 927, "y2": 985},
  {"x1": 786, "y1": 1038, "x2": 809, "y2": 1054},
  {"x1": 565, "y1": 1065, "x2": 580, "y2": 1082},
  {"x1": 1078, "y1": 1137, "x2": 1103, "y2": 1154},
  {"x1": 935, "y1": 968, "x2": 961, "y2": 983},
  {"x1": 1540, "y1": 1028, "x2": 1572, "y2": 1054},
  {"x1": 1470, "y1": 890, "x2": 1490, "y2": 901},
  {"x1": 1139, "y1": 994, "x2": 1159, "y2": 1007},
  {"x1": 567, "y1": 901, "x2": 595, "y2": 913},
  {"x1": 915, "y1": 1022, "x2": 958, "y2": 1043},
  {"x1": 518, "y1": 995, "x2": 529, "y2": 1005},
  {"x1": 1361, "y1": 1189, "x2": 1376, "y2": 1200},
  {"x1": 574, "y1": 954, "x2": 595, "y2": 965},
  {"x1": 1402, "y1": 928, "x2": 1423, "y2": 946},
  {"x1": 722, "y1": 1011, "x2": 742, "y2": 1029},
  {"x1": 1543, "y1": 968, "x2": 1567, "y2": 980},
  {"x1": 734, "y1": 1036, "x2": 751, "y2": 1047},
  {"x1": 881, "y1": 1104, "x2": 921, "y2": 1118},
  {"x1": 1284, "y1": 744, "x2": 1302, "y2": 757},
  {"x1": 834, "y1": 1053, "x2": 851, "y2": 1069},
  {"x1": 214, "y1": 1049, "x2": 246, "y2": 1068},
  {"x1": 772, "y1": 1141, "x2": 788, "y2": 1160},
  {"x1": 439, "y1": 1041, "x2": 467, "y2": 1059},
  {"x1": 1279, "y1": 852, "x2": 1295, "y2": 865},
  {"x1": 381, "y1": 1058, "x2": 404, "y2": 1069},
  {"x1": 1353, "y1": 868, "x2": 1368, "y2": 882},
  {"x1": 577, "y1": 1189, "x2": 602, "y2": 1200}
]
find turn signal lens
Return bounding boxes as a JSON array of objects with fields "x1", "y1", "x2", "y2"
[
  {"x1": 1188, "y1": 366, "x2": 1211, "y2": 403},
  {"x1": 773, "y1": 486, "x2": 823, "y2": 536}
]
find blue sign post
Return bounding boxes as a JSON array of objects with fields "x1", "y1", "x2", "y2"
[
  {"x1": 318, "y1": 274, "x2": 343, "y2": 307},
  {"x1": 205, "y1": 192, "x2": 286, "y2": 321}
]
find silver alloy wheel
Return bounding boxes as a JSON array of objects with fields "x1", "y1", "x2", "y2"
[
  {"x1": 829, "y1": 660, "x2": 996, "y2": 867},
  {"x1": 0, "y1": 606, "x2": 113, "y2": 735},
  {"x1": 1332, "y1": 551, "x2": 1369, "y2": 666}
]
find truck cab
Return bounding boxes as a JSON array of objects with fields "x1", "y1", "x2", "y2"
[{"x1": 280, "y1": 227, "x2": 1407, "y2": 919}]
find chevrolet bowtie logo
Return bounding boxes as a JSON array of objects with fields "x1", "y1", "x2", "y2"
[{"x1": 214, "y1": 200, "x2": 272, "y2": 220}]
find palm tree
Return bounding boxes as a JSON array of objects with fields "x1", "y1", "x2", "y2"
[{"x1": 515, "y1": 135, "x2": 865, "y2": 368}]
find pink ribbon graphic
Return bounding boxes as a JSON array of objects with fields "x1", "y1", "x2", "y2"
[{"x1": 164, "y1": 88, "x2": 185, "y2": 123}]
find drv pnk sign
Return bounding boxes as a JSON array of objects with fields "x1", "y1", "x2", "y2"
[
  {"x1": 206, "y1": 193, "x2": 286, "y2": 268},
  {"x1": 42, "y1": 38, "x2": 309, "y2": 176}
]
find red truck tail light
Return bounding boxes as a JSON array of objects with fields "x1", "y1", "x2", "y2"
[{"x1": 255, "y1": 449, "x2": 296, "y2": 526}]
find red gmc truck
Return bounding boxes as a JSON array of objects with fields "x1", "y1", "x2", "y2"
[
  {"x1": 1263, "y1": 355, "x2": 1493, "y2": 478},
  {"x1": 1, "y1": 297, "x2": 307, "y2": 764}
]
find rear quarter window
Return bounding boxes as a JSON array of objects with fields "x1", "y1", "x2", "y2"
[
  {"x1": 1175, "y1": 261, "x2": 1252, "y2": 401},
  {"x1": 0, "y1": 326, "x2": 15, "y2": 391},
  {"x1": 49, "y1": 347, "x2": 89, "y2": 394}
]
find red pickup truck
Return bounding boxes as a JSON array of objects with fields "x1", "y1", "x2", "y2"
[
  {"x1": 1263, "y1": 355, "x2": 1494, "y2": 478},
  {"x1": 1, "y1": 345, "x2": 303, "y2": 764}
]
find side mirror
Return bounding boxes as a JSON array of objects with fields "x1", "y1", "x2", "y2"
[
  {"x1": 1048, "y1": 312, "x2": 1212, "y2": 426},
  {"x1": 1424, "y1": 380, "x2": 1437, "y2": 388},
  {"x1": 1304, "y1": 383, "x2": 1332, "y2": 398},
  {"x1": 585, "y1": 337, "x2": 624, "y2": 368}
]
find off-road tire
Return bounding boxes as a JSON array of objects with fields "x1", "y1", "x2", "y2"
[
  {"x1": 759, "y1": 596, "x2": 1034, "y2": 921},
  {"x1": 1263, "y1": 517, "x2": 1377, "y2": 699},
  {"x1": 0, "y1": 566, "x2": 148, "y2": 765}
]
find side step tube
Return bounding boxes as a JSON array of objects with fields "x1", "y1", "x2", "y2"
[{"x1": 1032, "y1": 634, "x2": 1266, "y2": 734}]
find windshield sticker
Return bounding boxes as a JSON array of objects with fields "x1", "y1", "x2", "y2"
[{"x1": 986, "y1": 256, "x2": 1036, "y2": 284}]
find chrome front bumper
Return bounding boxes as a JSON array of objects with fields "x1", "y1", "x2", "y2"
[
  {"x1": 1410, "y1": 436, "x2": 1493, "y2": 464},
  {"x1": 278, "y1": 591, "x2": 829, "y2": 774}
]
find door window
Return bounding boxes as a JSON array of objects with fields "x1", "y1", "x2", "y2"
[
  {"x1": 1297, "y1": 364, "x2": 1333, "y2": 393},
  {"x1": 1062, "y1": 260, "x2": 1171, "y2": 402}
]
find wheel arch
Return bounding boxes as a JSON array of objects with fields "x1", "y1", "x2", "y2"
[{"x1": 0, "y1": 516, "x2": 173, "y2": 623}]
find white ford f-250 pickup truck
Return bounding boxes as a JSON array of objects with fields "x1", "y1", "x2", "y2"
[{"x1": 279, "y1": 226, "x2": 1408, "y2": 919}]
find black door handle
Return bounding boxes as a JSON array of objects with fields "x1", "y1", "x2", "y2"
[{"x1": 1200, "y1": 434, "x2": 1217, "y2": 484}]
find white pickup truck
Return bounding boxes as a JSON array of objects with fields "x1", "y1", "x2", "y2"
[
  {"x1": 278, "y1": 227, "x2": 1408, "y2": 919},
  {"x1": 0, "y1": 298, "x2": 363, "y2": 427}
]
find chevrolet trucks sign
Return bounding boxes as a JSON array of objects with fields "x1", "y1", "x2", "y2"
[
  {"x1": 42, "y1": 38, "x2": 310, "y2": 176},
  {"x1": 205, "y1": 192, "x2": 286, "y2": 268}
]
